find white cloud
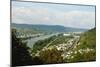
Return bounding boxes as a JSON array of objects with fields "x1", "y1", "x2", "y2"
[
  {"x1": 62, "y1": 11, "x2": 95, "y2": 28},
  {"x1": 12, "y1": 6, "x2": 95, "y2": 29}
]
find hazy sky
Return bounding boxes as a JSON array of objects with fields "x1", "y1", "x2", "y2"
[{"x1": 12, "y1": 1, "x2": 95, "y2": 29}]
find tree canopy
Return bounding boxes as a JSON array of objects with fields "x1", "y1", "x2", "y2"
[{"x1": 12, "y1": 29, "x2": 34, "y2": 66}]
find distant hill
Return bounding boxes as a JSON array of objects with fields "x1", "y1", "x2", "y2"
[{"x1": 11, "y1": 23, "x2": 88, "y2": 33}]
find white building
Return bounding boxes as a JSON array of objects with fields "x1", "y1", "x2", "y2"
[{"x1": 63, "y1": 33, "x2": 71, "y2": 36}]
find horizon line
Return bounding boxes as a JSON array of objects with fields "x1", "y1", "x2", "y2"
[{"x1": 11, "y1": 22, "x2": 95, "y2": 29}]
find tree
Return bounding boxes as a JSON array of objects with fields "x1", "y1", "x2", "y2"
[
  {"x1": 12, "y1": 29, "x2": 33, "y2": 66},
  {"x1": 39, "y1": 48, "x2": 63, "y2": 64}
]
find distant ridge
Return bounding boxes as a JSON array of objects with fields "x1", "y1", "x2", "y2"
[{"x1": 11, "y1": 23, "x2": 88, "y2": 33}]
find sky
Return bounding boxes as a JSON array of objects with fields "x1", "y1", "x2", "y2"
[{"x1": 12, "y1": 1, "x2": 95, "y2": 29}]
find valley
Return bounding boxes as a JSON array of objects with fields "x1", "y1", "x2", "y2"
[{"x1": 11, "y1": 23, "x2": 96, "y2": 64}]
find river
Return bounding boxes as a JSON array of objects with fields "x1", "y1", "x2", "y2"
[{"x1": 24, "y1": 33, "x2": 59, "y2": 48}]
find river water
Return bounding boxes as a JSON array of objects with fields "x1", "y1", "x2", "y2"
[{"x1": 25, "y1": 33, "x2": 59, "y2": 48}]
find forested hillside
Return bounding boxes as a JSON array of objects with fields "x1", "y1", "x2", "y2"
[
  {"x1": 78, "y1": 27, "x2": 96, "y2": 49},
  {"x1": 12, "y1": 23, "x2": 87, "y2": 33},
  {"x1": 67, "y1": 28, "x2": 96, "y2": 62}
]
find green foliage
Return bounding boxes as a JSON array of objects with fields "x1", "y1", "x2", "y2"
[
  {"x1": 31, "y1": 56, "x2": 43, "y2": 65},
  {"x1": 31, "y1": 35, "x2": 72, "y2": 54},
  {"x1": 49, "y1": 36, "x2": 71, "y2": 46},
  {"x1": 69, "y1": 50, "x2": 96, "y2": 62},
  {"x1": 39, "y1": 48, "x2": 63, "y2": 64},
  {"x1": 12, "y1": 26, "x2": 96, "y2": 65},
  {"x1": 67, "y1": 28, "x2": 96, "y2": 62},
  {"x1": 31, "y1": 35, "x2": 56, "y2": 53},
  {"x1": 12, "y1": 29, "x2": 34, "y2": 66},
  {"x1": 78, "y1": 28, "x2": 96, "y2": 49}
]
